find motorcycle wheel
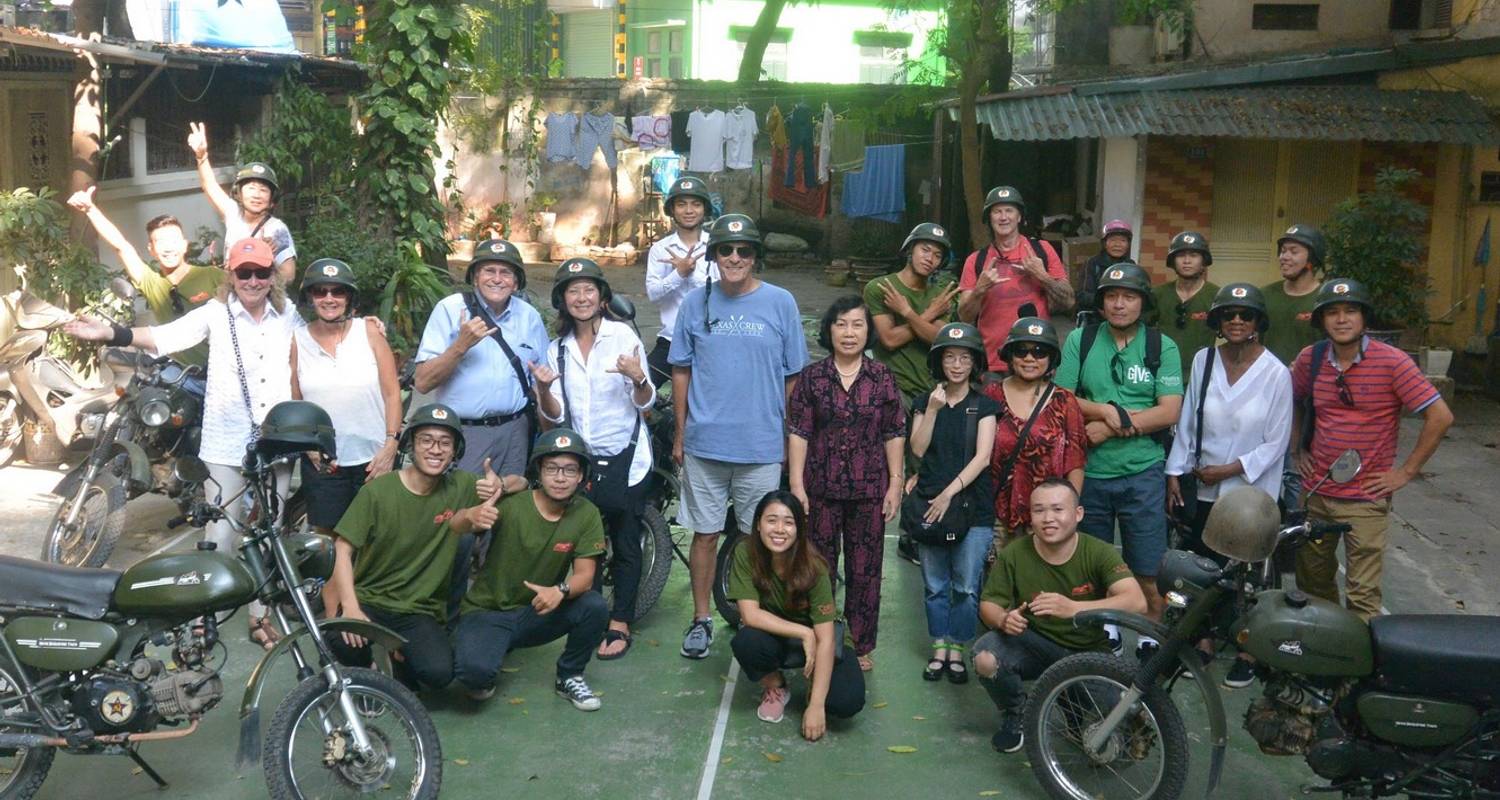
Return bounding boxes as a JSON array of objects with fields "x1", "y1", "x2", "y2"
[
  {"x1": 712, "y1": 528, "x2": 746, "y2": 629},
  {"x1": 630, "y1": 506, "x2": 673, "y2": 620},
  {"x1": 0, "y1": 664, "x2": 55, "y2": 800},
  {"x1": 264, "y1": 666, "x2": 441, "y2": 800},
  {"x1": 41, "y1": 472, "x2": 126, "y2": 567},
  {"x1": 0, "y1": 397, "x2": 21, "y2": 469},
  {"x1": 1024, "y1": 652, "x2": 1189, "y2": 800}
]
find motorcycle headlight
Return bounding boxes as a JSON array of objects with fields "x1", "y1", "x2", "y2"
[
  {"x1": 137, "y1": 388, "x2": 172, "y2": 427},
  {"x1": 78, "y1": 412, "x2": 107, "y2": 438}
]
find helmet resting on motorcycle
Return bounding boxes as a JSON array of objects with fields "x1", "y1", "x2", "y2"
[
  {"x1": 1202, "y1": 486, "x2": 1280, "y2": 563},
  {"x1": 256, "y1": 401, "x2": 337, "y2": 461}
]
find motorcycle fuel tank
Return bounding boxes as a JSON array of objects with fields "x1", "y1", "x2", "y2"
[
  {"x1": 1233, "y1": 590, "x2": 1373, "y2": 677},
  {"x1": 4, "y1": 616, "x2": 118, "y2": 671},
  {"x1": 1357, "y1": 692, "x2": 1478, "y2": 748},
  {"x1": 113, "y1": 551, "x2": 256, "y2": 617}
]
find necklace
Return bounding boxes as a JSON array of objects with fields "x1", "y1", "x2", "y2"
[{"x1": 835, "y1": 359, "x2": 861, "y2": 378}]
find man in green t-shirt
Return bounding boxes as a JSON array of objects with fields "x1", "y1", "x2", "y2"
[
  {"x1": 864, "y1": 222, "x2": 961, "y2": 402},
  {"x1": 324, "y1": 403, "x2": 512, "y2": 691},
  {"x1": 1260, "y1": 224, "x2": 1325, "y2": 366},
  {"x1": 975, "y1": 479, "x2": 1146, "y2": 753},
  {"x1": 1054, "y1": 263, "x2": 1182, "y2": 655},
  {"x1": 67, "y1": 186, "x2": 220, "y2": 369},
  {"x1": 453, "y1": 428, "x2": 610, "y2": 711},
  {"x1": 1147, "y1": 231, "x2": 1219, "y2": 381}
]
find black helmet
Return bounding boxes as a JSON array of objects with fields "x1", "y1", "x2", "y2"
[
  {"x1": 982, "y1": 185, "x2": 1025, "y2": 220},
  {"x1": 301, "y1": 258, "x2": 358, "y2": 301},
  {"x1": 705, "y1": 213, "x2": 762, "y2": 261},
  {"x1": 901, "y1": 222, "x2": 952, "y2": 259},
  {"x1": 400, "y1": 403, "x2": 466, "y2": 464},
  {"x1": 1094, "y1": 262, "x2": 1155, "y2": 311},
  {"x1": 1277, "y1": 224, "x2": 1326, "y2": 268},
  {"x1": 233, "y1": 162, "x2": 280, "y2": 199},
  {"x1": 928, "y1": 322, "x2": 988, "y2": 381},
  {"x1": 551, "y1": 258, "x2": 613, "y2": 311},
  {"x1": 999, "y1": 316, "x2": 1061, "y2": 364},
  {"x1": 467, "y1": 238, "x2": 527, "y2": 290},
  {"x1": 256, "y1": 400, "x2": 336, "y2": 461},
  {"x1": 528, "y1": 427, "x2": 593, "y2": 478},
  {"x1": 1167, "y1": 231, "x2": 1213, "y2": 268},
  {"x1": 663, "y1": 177, "x2": 712, "y2": 218},
  {"x1": 1310, "y1": 278, "x2": 1375, "y2": 329},
  {"x1": 1207, "y1": 283, "x2": 1270, "y2": 332}
]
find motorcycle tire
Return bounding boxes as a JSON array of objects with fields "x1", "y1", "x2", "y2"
[
  {"x1": 0, "y1": 664, "x2": 55, "y2": 800},
  {"x1": 1024, "y1": 652, "x2": 1189, "y2": 800},
  {"x1": 41, "y1": 472, "x2": 126, "y2": 568},
  {"x1": 712, "y1": 529, "x2": 746, "y2": 629},
  {"x1": 631, "y1": 506, "x2": 673, "y2": 621},
  {"x1": 264, "y1": 666, "x2": 441, "y2": 800},
  {"x1": 0, "y1": 397, "x2": 20, "y2": 469}
]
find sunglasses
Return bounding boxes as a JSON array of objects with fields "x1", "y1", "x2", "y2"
[
  {"x1": 1334, "y1": 371, "x2": 1355, "y2": 407},
  {"x1": 715, "y1": 244, "x2": 756, "y2": 259},
  {"x1": 169, "y1": 287, "x2": 185, "y2": 315},
  {"x1": 309, "y1": 285, "x2": 351, "y2": 299},
  {"x1": 1174, "y1": 302, "x2": 1189, "y2": 330},
  {"x1": 1219, "y1": 308, "x2": 1256, "y2": 324},
  {"x1": 1008, "y1": 344, "x2": 1051, "y2": 360},
  {"x1": 233, "y1": 267, "x2": 273, "y2": 281}
]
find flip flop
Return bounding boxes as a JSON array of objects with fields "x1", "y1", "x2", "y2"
[
  {"x1": 249, "y1": 617, "x2": 281, "y2": 652},
  {"x1": 597, "y1": 629, "x2": 633, "y2": 661}
]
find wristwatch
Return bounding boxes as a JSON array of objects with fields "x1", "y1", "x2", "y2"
[{"x1": 555, "y1": 581, "x2": 571, "y2": 599}]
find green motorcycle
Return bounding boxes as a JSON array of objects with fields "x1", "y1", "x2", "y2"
[
  {"x1": 0, "y1": 402, "x2": 442, "y2": 799},
  {"x1": 1024, "y1": 450, "x2": 1500, "y2": 800}
]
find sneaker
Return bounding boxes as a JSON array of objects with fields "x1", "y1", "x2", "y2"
[
  {"x1": 757, "y1": 683, "x2": 789, "y2": 723},
  {"x1": 680, "y1": 617, "x2": 714, "y2": 659},
  {"x1": 466, "y1": 685, "x2": 496, "y2": 702},
  {"x1": 555, "y1": 675, "x2": 602, "y2": 711},
  {"x1": 1105, "y1": 625, "x2": 1123, "y2": 657},
  {"x1": 1136, "y1": 640, "x2": 1160, "y2": 663},
  {"x1": 1223, "y1": 659, "x2": 1256, "y2": 689},
  {"x1": 897, "y1": 535, "x2": 921, "y2": 566},
  {"x1": 991, "y1": 713, "x2": 1024, "y2": 753}
]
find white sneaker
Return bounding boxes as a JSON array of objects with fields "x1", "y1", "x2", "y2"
[{"x1": 556, "y1": 676, "x2": 602, "y2": 711}]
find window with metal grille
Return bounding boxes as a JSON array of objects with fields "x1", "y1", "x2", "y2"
[{"x1": 1251, "y1": 3, "x2": 1319, "y2": 30}]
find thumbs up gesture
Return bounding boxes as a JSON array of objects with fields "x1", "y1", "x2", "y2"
[
  {"x1": 468, "y1": 462, "x2": 505, "y2": 531},
  {"x1": 476, "y1": 457, "x2": 506, "y2": 503},
  {"x1": 522, "y1": 580, "x2": 564, "y2": 614}
]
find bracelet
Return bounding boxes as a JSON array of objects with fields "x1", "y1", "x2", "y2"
[
  {"x1": 1111, "y1": 402, "x2": 1133, "y2": 429},
  {"x1": 109, "y1": 324, "x2": 134, "y2": 347}
]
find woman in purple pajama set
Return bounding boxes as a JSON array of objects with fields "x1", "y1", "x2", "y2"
[{"x1": 787, "y1": 296, "x2": 907, "y2": 672}]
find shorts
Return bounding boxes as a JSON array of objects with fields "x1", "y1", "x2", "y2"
[
  {"x1": 1078, "y1": 461, "x2": 1168, "y2": 577},
  {"x1": 678, "y1": 453, "x2": 780, "y2": 535},
  {"x1": 301, "y1": 457, "x2": 370, "y2": 529}
]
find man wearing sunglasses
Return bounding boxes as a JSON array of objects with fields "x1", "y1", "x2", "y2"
[
  {"x1": 1290, "y1": 278, "x2": 1451, "y2": 620},
  {"x1": 1148, "y1": 231, "x2": 1218, "y2": 382},
  {"x1": 668, "y1": 213, "x2": 809, "y2": 660}
]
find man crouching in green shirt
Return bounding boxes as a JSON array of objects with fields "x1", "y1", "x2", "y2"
[
  {"x1": 454, "y1": 428, "x2": 609, "y2": 711},
  {"x1": 325, "y1": 402, "x2": 514, "y2": 691},
  {"x1": 973, "y1": 479, "x2": 1146, "y2": 754}
]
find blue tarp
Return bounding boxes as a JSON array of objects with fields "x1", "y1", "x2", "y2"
[{"x1": 839, "y1": 144, "x2": 904, "y2": 223}]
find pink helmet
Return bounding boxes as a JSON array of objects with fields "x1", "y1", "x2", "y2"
[{"x1": 1102, "y1": 219, "x2": 1133, "y2": 238}]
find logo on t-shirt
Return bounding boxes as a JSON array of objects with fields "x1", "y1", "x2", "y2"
[
  {"x1": 188, "y1": 292, "x2": 211, "y2": 303},
  {"x1": 817, "y1": 603, "x2": 835, "y2": 617},
  {"x1": 709, "y1": 314, "x2": 767, "y2": 336},
  {"x1": 1190, "y1": 311, "x2": 1208, "y2": 321},
  {"x1": 553, "y1": 542, "x2": 575, "y2": 553},
  {"x1": 433, "y1": 509, "x2": 456, "y2": 525},
  {"x1": 1069, "y1": 582, "x2": 1096, "y2": 597},
  {"x1": 1296, "y1": 311, "x2": 1313, "y2": 321},
  {"x1": 1125, "y1": 365, "x2": 1154, "y2": 384}
]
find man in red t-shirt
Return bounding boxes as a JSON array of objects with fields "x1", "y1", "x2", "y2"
[
  {"x1": 957, "y1": 186, "x2": 1074, "y2": 362},
  {"x1": 1290, "y1": 278, "x2": 1452, "y2": 619}
]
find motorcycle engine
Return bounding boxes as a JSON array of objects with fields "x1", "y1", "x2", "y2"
[
  {"x1": 127, "y1": 657, "x2": 224, "y2": 719},
  {"x1": 1244, "y1": 677, "x2": 1333, "y2": 756},
  {"x1": 69, "y1": 673, "x2": 157, "y2": 735}
]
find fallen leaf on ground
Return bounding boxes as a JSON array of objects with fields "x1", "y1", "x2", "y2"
[
  {"x1": 871, "y1": 701, "x2": 888, "y2": 709},
  {"x1": 887, "y1": 745, "x2": 918, "y2": 754},
  {"x1": 979, "y1": 792, "x2": 1001, "y2": 797},
  {"x1": 721, "y1": 757, "x2": 734, "y2": 765},
  {"x1": 508, "y1": 697, "x2": 525, "y2": 705},
  {"x1": 453, "y1": 759, "x2": 469, "y2": 766},
  {"x1": 647, "y1": 639, "x2": 660, "y2": 647},
  {"x1": 500, "y1": 667, "x2": 520, "y2": 674},
  {"x1": 763, "y1": 752, "x2": 784, "y2": 763},
  {"x1": 912, "y1": 715, "x2": 927, "y2": 720}
]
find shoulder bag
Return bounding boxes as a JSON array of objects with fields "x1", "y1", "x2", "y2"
[{"x1": 900, "y1": 392, "x2": 980, "y2": 546}]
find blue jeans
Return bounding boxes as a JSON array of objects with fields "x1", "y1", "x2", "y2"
[
  {"x1": 916, "y1": 525, "x2": 991, "y2": 643},
  {"x1": 452, "y1": 592, "x2": 608, "y2": 690},
  {"x1": 1079, "y1": 461, "x2": 1168, "y2": 577}
]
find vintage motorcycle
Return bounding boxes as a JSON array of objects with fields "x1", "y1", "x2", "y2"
[
  {"x1": 1023, "y1": 449, "x2": 1500, "y2": 800},
  {"x1": 0, "y1": 401, "x2": 442, "y2": 799}
]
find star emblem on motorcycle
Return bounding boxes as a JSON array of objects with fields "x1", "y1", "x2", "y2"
[{"x1": 1231, "y1": 287, "x2": 1248, "y2": 298}]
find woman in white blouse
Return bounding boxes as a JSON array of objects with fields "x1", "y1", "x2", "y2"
[
  {"x1": 1165, "y1": 282, "x2": 1291, "y2": 687},
  {"x1": 67, "y1": 238, "x2": 300, "y2": 649},
  {"x1": 529, "y1": 259, "x2": 654, "y2": 661}
]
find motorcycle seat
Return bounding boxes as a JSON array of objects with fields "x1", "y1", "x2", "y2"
[
  {"x1": 0, "y1": 555, "x2": 121, "y2": 620},
  {"x1": 1369, "y1": 615, "x2": 1500, "y2": 704}
]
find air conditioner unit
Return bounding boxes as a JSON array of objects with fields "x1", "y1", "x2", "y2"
[{"x1": 1154, "y1": 13, "x2": 1185, "y2": 61}]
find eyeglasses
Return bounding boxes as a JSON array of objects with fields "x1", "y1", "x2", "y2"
[
  {"x1": 309, "y1": 285, "x2": 351, "y2": 299},
  {"x1": 1008, "y1": 344, "x2": 1051, "y2": 360},
  {"x1": 541, "y1": 464, "x2": 582, "y2": 478},
  {"x1": 1174, "y1": 302, "x2": 1189, "y2": 330},
  {"x1": 413, "y1": 434, "x2": 454, "y2": 451},
  {"x1": 1219, "y1": 308, "x2": 1256, "y2": 324},
  {"x1": 715, "y1": 244, "x2": 756, "y2": 259},
  {"x1": 941, "y1": 351, "x2": 973, "y2": 365},
  {"x1": 233, "y1": 267, "x2": 273, "y2": 281},
  {"x1": 1334, "y1": 372, "x2": 1355, "y2": 407}
]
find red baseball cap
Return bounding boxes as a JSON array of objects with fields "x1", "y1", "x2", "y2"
[{"x1": 226, "y1": 238, "x2": 274, "y2": 270}]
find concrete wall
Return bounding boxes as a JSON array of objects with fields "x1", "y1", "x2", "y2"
[
  {"x1": 1139, "y1": 135, "x2": 1215, "y2": 282},
  {"x1": 1192, "y1": 0, "x2": 1394, "y2": 59},
  {"x1": 1096, "y1": 136, "x2": 1144, "y2": 263}
]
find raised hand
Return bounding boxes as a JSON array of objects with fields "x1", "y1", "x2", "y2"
[
  {"x1": 468, "y1": 480, "x2": 504, "y2": 530},
  {"x1": 923, "y1": 283, "x2": 961, "y2": 320},
  {"x1": 927, "y1": 384, "x2": 948, "y2": 410},
  {"x1": 1018, "y1": 250, "x2": 1048, "y2": 281},
  {"x1": 62, "y1": 315, "x2": 112, "y2": 342},
  {"x1": 880, "y1": 281, "x2": 915, "y2": 318},
  {"x1": 187, "y1": 122, "x2": 209, "y2": 160},
  {"x1": 522, "y1": 580, "x2": 563, "y2": 615},
  {"x1": 528, "y1": 359, "x2": 559, "y2": 393},
  {"x1": 666, "y1": 244, "x2": 702, "y2": 278},
  {"x1": 974, "y1": 262, "x2": 1004, "y2": 293},
  {"x1": 605, "y1": 345, "x2": 646, "y2": 385},
  {"x1": 66, "y1": 186, "x2": 96, "y2": 213},
  {"x1": 476, "y1": 457, "x2": 505, "y2": 502},
  {"x1": 455, "y1": 309, "x2": 498, "y2": 352}
]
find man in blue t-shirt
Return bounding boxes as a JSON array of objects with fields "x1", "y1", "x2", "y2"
[{"x1": 669, "y1": 213, "x2": 808, "y2": 660}]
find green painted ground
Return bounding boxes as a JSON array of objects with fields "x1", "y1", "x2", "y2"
[{"x1": 35, "y1": 527, "x2": 1318, "y2": 799}]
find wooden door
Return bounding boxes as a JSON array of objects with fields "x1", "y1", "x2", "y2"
[{"x1": 1209, "y1": 139, "x2": 1278, "y2": 286}]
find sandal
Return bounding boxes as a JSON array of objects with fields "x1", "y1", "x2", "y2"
[
  {"x1": 249, "y1": 617, "x2": 281, "y2": 651},
  {"x1": 923, "y1": 644, "x2": 947, "y2": 682},
  {"x1": 946, "y1": 644, "x2": 969, "y2": 684},
  {"x1": 596, "y1": 629, "x2": 633, "y2": 661},
  {"x1": 857, "y1": 653, "x2": 875, "y2": 672}
]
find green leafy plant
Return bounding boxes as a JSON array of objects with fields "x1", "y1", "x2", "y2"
[
  {"x1": 1324, "y1": 166, "x2": 1431, "y2": 330},
  {"x1": 238, "y1": 71, "x2": 359, "y2": 229},
  {"x1": 377, "y1": 241, "x2": 455, "y2": 357}
]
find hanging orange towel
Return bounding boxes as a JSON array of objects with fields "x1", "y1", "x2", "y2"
[{"x1": 766, "y1": 104, "x2": 788, "y2": 150}]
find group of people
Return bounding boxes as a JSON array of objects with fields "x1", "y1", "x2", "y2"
[{"x1": 60, "y1": 131, "x2": 1454, "y2": 754}]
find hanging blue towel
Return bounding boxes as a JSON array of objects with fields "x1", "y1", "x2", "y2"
[{"x1": 840, "y1": 144, "x2": 905, "y2": 222}]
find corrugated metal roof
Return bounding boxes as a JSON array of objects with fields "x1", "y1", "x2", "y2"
[{"x1": 954, "y1": 86, "x2": 1500, "y2": 145}]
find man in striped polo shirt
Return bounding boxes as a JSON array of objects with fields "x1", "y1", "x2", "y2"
[{"x1": 1289, "y1": 278, "x2": 1453, "y2": 619}]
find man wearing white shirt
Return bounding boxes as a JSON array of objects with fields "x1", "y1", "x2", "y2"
[{"x1": 645, "y1": 178, "x2": 717, "y2": 384}]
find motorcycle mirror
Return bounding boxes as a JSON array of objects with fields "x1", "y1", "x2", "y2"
[
  {"x1": 174, "y1": 455, "x2": 211, "y2": 485},
  {"x1": 607, "y1": 294, "x2": 637, "y2": 322},
  {"x1": 109, "y1": 277, "x2": 137, "y2": 303},
  {"x1": 1328, "y1": 449, "x2": 1362, "y2": 484}
]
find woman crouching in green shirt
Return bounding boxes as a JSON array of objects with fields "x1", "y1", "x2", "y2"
[{"x1": 728, "y1": 491, "x2": 865, "y2": 741}]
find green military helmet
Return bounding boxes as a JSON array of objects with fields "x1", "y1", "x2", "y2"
[
  {"x1": 529, "y1": 427, "x2": 593, "y2": 477},
  {"x1": 1094, "y1": 262, "x2": 1155, "y2": 311},
  {"x1": 982, "y1": 185, "x2": 1025, "y2": 220},
  {"x1": 1203, "y1": 486, "x2": 1280, "y2": 562},
  {"x1": 1167, "y1": 230, "x2": 1213, "y2": 267},
  {"x1": 1277, "y1": 223, "x2": 1327, "y2": 268},
  {"x1": 233, "y1": 162, "x2": 280, "y2": 199},
  {"x1": 999, "y1": 316, "x2": 1061, "y2": 364},
  {"x1": 551, "y1": 258, "x2": 614, "y2": 311},
  {"x1": 901, "y1": 222, "x2": 952, "y2": 258},
  {"x1": 467, "y1": 238, "x2": 527, "y2": 290},
  {"x1": 400, "y1": 402, "x2": 466, "y2": 464},
  {"x1": 301, "y1": 258, "x2": 358, "y2": 300},
  {"x1": 1207, "y1": 282, "x2": 1270, "y2": 332},
  {"x1": 706, "y1": 213, "x2": 762, "y2": 261},
  {"x1": 256, "y1": 400, "x2": 337, "y2": 461},
  {"x1": 1310, "y1": 277, "x2": 1375, "y2": 329},
  {"x1": 928, "y1": 322, "x2": 989, "y2": 381},
  {"x1": 663, "y1": 177, "x2": 712, "y2": 217}
]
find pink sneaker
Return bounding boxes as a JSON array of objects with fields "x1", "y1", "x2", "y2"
[{"x1": 757, "y1": 684, "x2": 789, "y2": 723}]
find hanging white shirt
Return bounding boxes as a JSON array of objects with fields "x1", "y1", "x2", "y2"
[
  {"x1": 724, "y1": 107, "x2": 759, "y2": 170},
  {"x1": 817, "y1": 103, "x2": 834, "y2": 183},
  {"x1": 541, "y1": 319, "x2": 654, "y2": 487},
  {"x1": 686, "y1": 109, "x2": 727, "y2": 173},
  {"x1": 1166, "y1": 346, "x2": 1293, "y2": 503},
  {"x1": 645, "y1": 231, "x2": 717, "y2": 342}
]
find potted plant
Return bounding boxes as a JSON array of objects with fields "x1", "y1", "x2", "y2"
[
  {"x1": 531, "y1": 194, "x2": 559, "y2": 245},
  {"x1": 1324, "y1": 166, "x2": 1431, "y2": 346},
  {"x1": 847, "y1": 218, "x2": 905, "y2": 285}
]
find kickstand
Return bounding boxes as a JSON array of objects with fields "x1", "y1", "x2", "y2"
[{"x1": 126, "y1": 746, "x2": 169, "y2": 789}]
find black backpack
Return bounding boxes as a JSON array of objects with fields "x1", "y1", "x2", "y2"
[{"x1": 1075, "y1": 322, "x2": 1169, "y2": 447}]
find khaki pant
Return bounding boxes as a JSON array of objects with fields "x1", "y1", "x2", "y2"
[{"x1": 1294, "y1": 494, "x2": 1392, "y2": 621}]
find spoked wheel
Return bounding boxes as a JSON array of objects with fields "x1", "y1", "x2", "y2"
[
  {"x1": 265, "y1": 667, "x2": 441, "y2": 800},
  {"x1": 712, "y1": 528, "x2": 746, "y2": 629},
  {"x1": 1024, "y1": 653, "x2": 1189, "y2": 800},
  {"x1": 41, "y1": 472, "x2": 126, "y2": 567},
  {"x1": 0, "y1": 665, "x2": 55, "y2": 799},
  {"x1": 599, "y1": 506, "x2": 673, "y2": 622}
]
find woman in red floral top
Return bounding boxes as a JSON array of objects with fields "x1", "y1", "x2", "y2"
[{"x1": 982, "y1": 317, "x2": 1087, "y2": 547}]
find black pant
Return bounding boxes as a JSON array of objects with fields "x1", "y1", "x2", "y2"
[
  {"x1": 647, "y1": 335, "x2": 674, "y2": 387},
  {"x1": 452, "y1": 592, "x2": 608, "y2": 690},
  {"x1": 730, "y1": 627, "x2": 865, "y2": 719},
  {"x1": 327, "y1": 606, "x2": 454, "y2": 691},
  {"x1": 974, "y1": 628, "x2": 1075, "y2": 716},
  {"x1": 593, "y1": 479, "x2": 649, "y2": 624}
]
